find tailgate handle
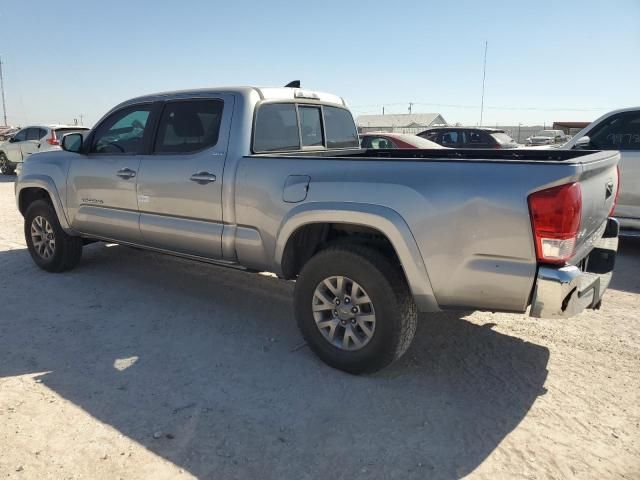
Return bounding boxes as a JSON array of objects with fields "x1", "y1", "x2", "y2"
[{"x1": 605, "y1": 181, "x2": 614, "y2": 199}]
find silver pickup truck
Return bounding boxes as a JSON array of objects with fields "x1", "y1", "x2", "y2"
[{"x1": 15, "y1": 85, "x2": 620, "y2": 373}]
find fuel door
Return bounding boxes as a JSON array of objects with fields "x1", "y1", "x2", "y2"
[{"x1": 283, "y1": 175, "x2": 310, "y2": 203}]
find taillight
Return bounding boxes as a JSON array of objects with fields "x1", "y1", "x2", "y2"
[
  {"x1": 528, "y1": 182, "x2": 582, "y2": 264},
  {"x1": 47, "y1": 130, "x2": 59, "y2": 146}
]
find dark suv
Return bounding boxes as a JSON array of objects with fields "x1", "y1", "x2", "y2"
[{"x1": 418, "y1": 127, "x2": 519, "y2": 149}]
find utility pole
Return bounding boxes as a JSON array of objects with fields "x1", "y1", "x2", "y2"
[
  {"x1": 479, "y1": 41, "x2": 488, "y2": 127},
  {"x1": 518, "y1": 123, "x2": 522, "y2": 143},
  {"x1": 408, "y1": 102, "x2": 414, "y2": 114},
  {"x1": 0, "y1": 56, "x2": 7, "y2": 126}
]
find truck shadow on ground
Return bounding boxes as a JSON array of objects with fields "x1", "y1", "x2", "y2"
[
  {"x1": 0, "y1": 174, "x2": 16, "y2": 183},
  {"x1": 0, "y1": 244, "x2": 550, "y2": 479}
]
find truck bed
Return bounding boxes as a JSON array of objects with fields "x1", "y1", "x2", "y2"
[{"x1": 240, "y1": 148, "x2": 619, "y2": 312}]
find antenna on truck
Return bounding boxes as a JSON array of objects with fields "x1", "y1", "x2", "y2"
[{"x1": 284, "y1": 80, "x2": 301, "y2": 88}]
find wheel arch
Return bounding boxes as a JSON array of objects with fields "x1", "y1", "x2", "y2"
[
  {"x1": 17, "y1": 175, "x2": 73, "y2": 233},
  {"x1": 275, "y1": 202, "x2": 439, "y2": 312}
]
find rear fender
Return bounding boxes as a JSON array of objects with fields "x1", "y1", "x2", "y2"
[{"x1": 274, "y1": 202, "x2": 439, "y2": 312}]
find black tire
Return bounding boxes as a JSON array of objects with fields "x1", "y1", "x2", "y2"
[
  {"x1": 0, "y1": 152, "x2": 14, "y2": 175},
  {"x1": 294, "y1": 245, "x2": 417, "y2": 374},
  {"x1": 24, "y1": 200, "x2": 83, "y2": 273}
]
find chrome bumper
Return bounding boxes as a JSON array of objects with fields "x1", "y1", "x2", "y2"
[{"x1": 530, "y1": 218, "x2": 618, "y2": 319}]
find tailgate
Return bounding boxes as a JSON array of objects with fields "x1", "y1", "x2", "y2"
[{"x1": 572, "y1": 151, "x2": 620, "y2": 263}]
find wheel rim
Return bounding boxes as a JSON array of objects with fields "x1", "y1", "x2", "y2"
[
  {"x1": 30, "y1": 216, "x2": 56, "y2": 259},
  {"x1": 0, "y1": 156, "x2": 7, "y2": 174},
  {"x1": 312, "y1": 276, "x2": 376, "y2": 351}
]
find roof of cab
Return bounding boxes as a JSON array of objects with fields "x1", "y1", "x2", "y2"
[{"x1": 118, "y1": 86, "x2": 346, "y2": 108}]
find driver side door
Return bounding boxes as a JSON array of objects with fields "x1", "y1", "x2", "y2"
[{"x1": 67, "y1": 103, "x2": 157, "y2": 244}]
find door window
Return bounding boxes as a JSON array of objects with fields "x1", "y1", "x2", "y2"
[
  {"x1": 12, "y1": 129, "x2": 27, "y2": 142},
  {"x1": 154, "y1": 99, "x2": 224, "y2": 153},
  {"x1": 587, "y1": 112, "x2": 640, "y2": 151},
  {"x1": 464, "y1": 130, "x2": 489, "y2": 146},
  {"x1": 299, "y1": 106, "x2": 323, "y2": 147},
  {"x1": 439, "y1": 131, "x2": 460, "y2": 146},
  {"x1": 26, "y1": 128, "x2": 43, "y2": 141},
  {"x1": 368, "y1": 137, "x2": 396, "y2": 149},
  {"x1": 90, "y1": 105, "x2": 152, "y2": 154}
]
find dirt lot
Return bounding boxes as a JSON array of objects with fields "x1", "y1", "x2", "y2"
[{"x1": 0, "y1": 175, "x2": 638, "y2": 480}]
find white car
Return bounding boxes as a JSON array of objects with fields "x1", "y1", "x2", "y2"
[
  {"x1": 0, "y1": 125, "x2": 90, "y2": 174},
  {"x1": 525, "y1": 129, "x2": 567, "y2": 146}
]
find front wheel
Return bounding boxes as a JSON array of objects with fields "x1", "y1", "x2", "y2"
[
  {"x1": 24, "y1": 200, "x2": 83, "y2": 272},
  {"x1": 0, "y1": 153, "x2": 14, "y2": 175},
  {"x1": 294, "y1": 245, "x2": 417, "y2": 374}
]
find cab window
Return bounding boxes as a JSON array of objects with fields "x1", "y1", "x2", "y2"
[
  {"x1": 299, "y1": 106, "x2": 323, "y2": 147},
  {"x1": 90, "y1": 105, "x2": 152, "y2": 154},
  {"x1": 154, "y1": 99, "x2": 224, "y2": 153}
]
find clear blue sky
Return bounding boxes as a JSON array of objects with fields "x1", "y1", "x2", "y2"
[{"x1": 1, "y1": 0, "x2": 639, "y2": 127}]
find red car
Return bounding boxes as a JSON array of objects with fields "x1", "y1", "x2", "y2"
[{"x1": 360, "y1": 132, "x2": 445, "y2": 149}]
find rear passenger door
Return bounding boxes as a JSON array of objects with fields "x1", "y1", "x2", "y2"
[
  {"x1": 21, "y1": 127, "x2": 47, "y2": 158},
  {"x1": 136, "y1": 94, "x2": 234, "y2": 259}
]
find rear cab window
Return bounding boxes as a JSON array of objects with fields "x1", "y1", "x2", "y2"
[{"x1": 253, "y1": 102, "x2": 358, "y2": 153}]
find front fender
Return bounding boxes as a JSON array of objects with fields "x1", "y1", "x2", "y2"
[
  {"x1": 274, "y1": 202, "x2": 439, "y2": 312},
  {"x1": 16, "y1": 174, "x2": 74, "y2": 233}
]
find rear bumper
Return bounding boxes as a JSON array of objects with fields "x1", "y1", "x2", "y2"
[{"x1": 530, "y1": 218, "x2": 619, "y2": 319}]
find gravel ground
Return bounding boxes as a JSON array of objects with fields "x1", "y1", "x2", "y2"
[{"x1": 0, "y1": 175, "x2": 638, "y2": 480}]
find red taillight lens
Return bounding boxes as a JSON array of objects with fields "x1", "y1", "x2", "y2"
[
  {"x1": 47, "y1": 130, "x2": 59, "y2": 146},
  {"x1": 528, "y1": 182, "x2": 582, "y2": 264}
]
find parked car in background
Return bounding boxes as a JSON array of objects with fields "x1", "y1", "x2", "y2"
[
  {"x1": 15, "y1": 84, "x2": 620, "y2": 374},
  {"x1": 0, "y1": 126, "x2": 19, "y2": 142},
  {"x1": 360, "y1": 132, "x2": 444, "y2": 149},
  {"x1": 525, "y1": 129, "x2": 567, "y2": 146},
  {"x1": 562, "y1": 107, "x2": 640, "y2": 230},
  {"x1": 418, "y1": 127, "x2": 519, "y2": 149},
  {"x1": 0, "y1": 125, "x2": 90, "y2": 174}
]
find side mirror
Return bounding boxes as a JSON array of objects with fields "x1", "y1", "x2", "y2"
[
  {"x1": 61, "y1": 133, "x2": 83, "y2": 153},
  {"x1": 573, "y1": 136, "x2": 591, "y2": 149},
  {"x1": 9, "y1": 137, "x2": 19, "y2": 143}
]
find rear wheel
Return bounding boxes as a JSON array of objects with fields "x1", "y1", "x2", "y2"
[
  {"x1": 24, "y1": 200, "x2": 83, "y2": 272},
  {"x1": 294, "y1": 245, "x2": 417, "y2": 374},
  {"x1": 0, "y1": 153, "x2": 14, "y2": 175}
]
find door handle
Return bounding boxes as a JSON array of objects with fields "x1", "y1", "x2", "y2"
[
  {"x1": 190, "y1": 172, "x2": 217, "y2": 184},
  {"x1": 116, "y1": 168, "x2": 136, "y2": 179}
]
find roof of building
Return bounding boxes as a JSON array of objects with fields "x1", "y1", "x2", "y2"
[
  {"x1": 552, "y1": 121, "x2": 590, "y2": 129},
  {"x1": 356, "y1": 113, "x2": 445, "y2": 128}
]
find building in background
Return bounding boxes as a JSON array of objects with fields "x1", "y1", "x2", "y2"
[
  {"x1": 356, "y1": 113, "x2": 447, "y2": 134},
  {"x1": 552, "y1": 121, "x2": 590, "y2": 137}
]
